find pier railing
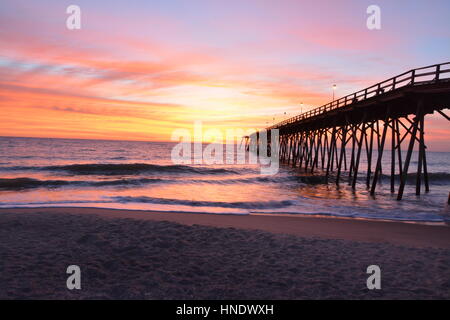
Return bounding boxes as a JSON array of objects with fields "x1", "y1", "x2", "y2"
[{"x1": 268, "y1": 62, "x2": 450, "y2": 129}]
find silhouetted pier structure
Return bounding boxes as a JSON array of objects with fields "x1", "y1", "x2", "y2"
[{"x1": 252, "y1": 62, "x2": 450, "y2": 200}]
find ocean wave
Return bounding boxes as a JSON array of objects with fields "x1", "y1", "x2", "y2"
[
  {"x1": 0, "y1": 163, "x2": 239, "y2": 176},
  {"x1": 0, "y1": 175, "x2": 300, "y2": 191},
  {"x1": 323, "y1": 172, "x2": 450, "y2": 185},
  {"x1": 0, "y1": 178, "x2": 71, "y2": 190},
  {"x1": 111, "y1": 195, "x2": 295, "y2": 209},
  {"x1": 379, "y1": 172, "x2": 450, "y2": 184},
  {"x1": 2, "y1": 171, "x2": 447, "y2": 191},
  {"x1": 0, "y1": 177, "x2": 164, "y2": 190},
  {"x1": 0, "y1": 171, "x2": 328, "y2": 191}
]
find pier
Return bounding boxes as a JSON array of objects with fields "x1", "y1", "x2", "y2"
[{"x1": 252, "y1": 62, "x2": 450, "y2": 200}]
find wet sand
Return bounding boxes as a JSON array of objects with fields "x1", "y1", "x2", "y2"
[{"x1": 0, "y1": 207, "x2": 449, "y2": 299}]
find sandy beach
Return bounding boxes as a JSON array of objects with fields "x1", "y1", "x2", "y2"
[{"x1": 0, "y1": 207, "x2": 449, "y2": 299}]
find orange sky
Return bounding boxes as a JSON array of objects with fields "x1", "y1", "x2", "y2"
[{"x1": 0, "y1": 1, "x2": 449, "y2": 150}]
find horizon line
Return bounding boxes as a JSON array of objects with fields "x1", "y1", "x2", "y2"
[{"x1": 1, "y1": 135, "x2": 449, "y2": 153}]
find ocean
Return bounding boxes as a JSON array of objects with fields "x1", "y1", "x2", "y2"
[{"x1": 0, "y1": 136, "x2": 449, "y2": 223}]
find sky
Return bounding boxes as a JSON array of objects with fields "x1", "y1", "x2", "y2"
[{"x1": 0, "y1": 0, "x2": 449, "y2": 150}]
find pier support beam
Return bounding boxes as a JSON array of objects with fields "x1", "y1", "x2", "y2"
[{"x1": 397, "y1": 101, "x2": 423, "y2": 200}]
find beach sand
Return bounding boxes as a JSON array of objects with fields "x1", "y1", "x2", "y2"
[{"x1": 0, "y1": 207, "x2": 449, "y2": 299}]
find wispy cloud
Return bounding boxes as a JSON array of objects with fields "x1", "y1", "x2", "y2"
[{"x1": 0, "y1": 0, "x2": 449, "y2": 149}]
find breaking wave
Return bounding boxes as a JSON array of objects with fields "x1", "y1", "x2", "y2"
[
  {"x1": 111, "y1": 195, "x2": 295, "y2": 209},
  {"x1": 379, "y1": 172, "x2": 450, "y2": 184},
  {"x1": 0, "y1": 175, "x2": 309, "y2": 191},
  {"x1": 0, "y1": 163, "x2": 239, "y2": 176}
]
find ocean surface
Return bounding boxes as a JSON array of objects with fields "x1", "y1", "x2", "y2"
[{"x1": 0, "y1": 136, "x2": 449, "y2": 223}]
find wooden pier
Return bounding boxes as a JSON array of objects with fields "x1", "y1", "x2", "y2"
[{"x1": 253, "y1": 62, "x2": 450, "y2": 200}]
